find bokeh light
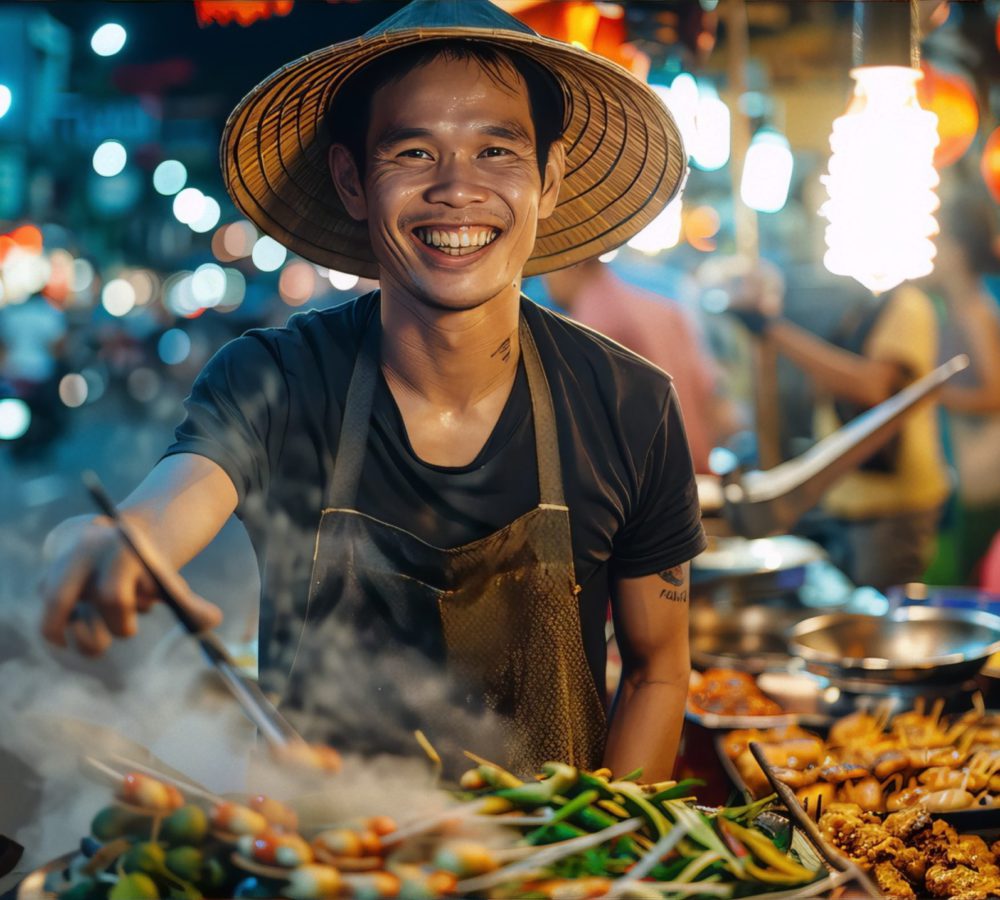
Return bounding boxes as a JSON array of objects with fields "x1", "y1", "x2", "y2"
[
  {"x1": 0, "y1": 398, "x2": 30, "y2": 440},
  {"x1": 92, "y1": 141, "x2": 127, "y2": 177},
  {"x1": 173, "y1": 188, "x2": 206, "y2": 225},
  {"x1": 218, "y1": 268, "x2": 247, "y2": 312},
  {"x1": 91, "y1": 23, "x2": 127, "y2": 57},
  {"x1": 125, "y1": 269, "x2": 157, "y2": 306},
  {"x1": 252, "y1": 236, "x2": 287, "y2": 272},
  {"x1": 221, "y1": 221, "x2": 257, "y2": 260},
  {"x1": 101, "y1": 278, "x2": 136, "y2": 316},
  {"x1": 58, "y1": 374, "x2": 88, "y2": 408},
  {"x1": 158, "y1": 329, "x2": 192, "y2": 365},
  {"x1": 280, "y1": 260, "x2": 316, "y2": 306},
  {"x1": 327, "y1": 269, "x2": 360, "y2": 291},
  {"x1": 189, "y1": 196, "x2": 221, "y2": 233},
  {"x1": 191, "y1": 263, "x2": 226, "y2": 308},
  {"x1": 153, "y1": 160, "x2": 187, "y2": 196},
  {"x1": 0, "y1": 85, "x2": 11, "y2": 120},
  {"x1": 71, "y1": 258, "x2": 95, "y2": 293}
]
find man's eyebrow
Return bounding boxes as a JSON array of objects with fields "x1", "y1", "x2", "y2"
[
  {"x1": 480, "y1": 121, "x2": 534, "y2": 143},
  {"x1": 372, "y1": 126, "x2": 433, "y2": 152}
]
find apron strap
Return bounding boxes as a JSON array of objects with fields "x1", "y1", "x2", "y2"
[
  {"x1": 330, "y1": 301, "x2": 566, "y2": 509},
  {"x1": 519, "y1": 315, "x2": 566, "y2": 508},
  {"x1": 329, "y1": 304, "x2": 381, "y2": 509}
]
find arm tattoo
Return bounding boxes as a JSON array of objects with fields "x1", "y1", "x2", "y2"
[
  {"x1": 490, "y1": 337, "x2": 512, "y2": 363},
  {"x1": 658, "y1": 566, "x2": 684, "y2": 586},
  {"x1": 658, "y1": 565, "x2": 687, "y2": 602}
]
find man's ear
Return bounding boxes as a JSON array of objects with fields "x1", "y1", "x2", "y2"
[
  {"x1": 538, "y1": 138, "x2": 566, "y2": 220},
  {"x1": 329, "y1": 144, "x2": 367, "y2": 222}
]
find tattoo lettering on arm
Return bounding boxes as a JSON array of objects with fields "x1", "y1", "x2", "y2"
[
  {"x1": 657, "y1": 565, "x2": 687, "y2": 602},
  {"x1": 490, "y1": 337, "x2": 512, "y2": 363}
]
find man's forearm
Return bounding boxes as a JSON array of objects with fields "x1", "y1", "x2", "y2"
[{"x1": 603, "y1": 670, "x2": 688, "y2": 782}]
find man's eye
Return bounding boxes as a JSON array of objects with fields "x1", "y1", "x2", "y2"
[
  {"x1": 398, "y1": 148, "x2": 432, "y2": 160},
  {"x1": 481, "y1": 147, "x2": 512, "y2": 158}
]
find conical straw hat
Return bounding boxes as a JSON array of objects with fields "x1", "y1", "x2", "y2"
[{"x1": 221, "y1": 0, "x2": 686, "y2": 278}]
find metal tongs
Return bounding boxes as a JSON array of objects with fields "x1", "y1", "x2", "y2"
[
  {"x1": 83, "y1": 471, "x2": 304, "y2": 751},
  {"x1": 718, "y1": 354, "x2": 969, "y2": 537}
]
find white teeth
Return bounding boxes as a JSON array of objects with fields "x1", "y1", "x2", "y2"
[{"x1": 415, "y1": 227, "x2": 498, "y2": 254}]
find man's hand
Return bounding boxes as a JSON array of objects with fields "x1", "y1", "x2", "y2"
[
  {"x1": 40, "y1": 517, "x2": 221, "y2": 656},
  {"x1": 39, "y1": 454, "x2": 238, "y2": 656}
]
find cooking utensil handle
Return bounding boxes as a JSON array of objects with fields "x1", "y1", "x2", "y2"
[
  {"x1": 748, "y1": 741, "x2": 882, "y2": 898},
  {"x1": 82, "y1": 471, "x2": 301, "y2": 749}
]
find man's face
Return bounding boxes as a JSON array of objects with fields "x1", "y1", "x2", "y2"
[{"x1": 332, "y1": 54, "x2": 563, "y2": 313}]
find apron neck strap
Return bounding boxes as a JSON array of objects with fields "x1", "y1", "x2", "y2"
[{"x1": 330, "y1": 300, "x2": 566, "y2": 509}]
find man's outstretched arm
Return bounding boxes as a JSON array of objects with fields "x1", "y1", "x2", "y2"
[
  {"x1": 40, "y1": 453, "x2": 237, "y2": 655},
  {"x1": 604, "y1": 562, "x2": 691, "y2": 782}
]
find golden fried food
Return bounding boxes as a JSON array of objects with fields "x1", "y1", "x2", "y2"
[
  {"x1": 688, "y1": 668, "x2": 784, "y2": 718},
  {"x1": 821, "y1": 803, "x2": 1000, "y2": 900}
]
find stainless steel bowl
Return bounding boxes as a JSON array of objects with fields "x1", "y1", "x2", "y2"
[{"x1": 790, "y1": 606, "x2": 1000, "y2": 684}]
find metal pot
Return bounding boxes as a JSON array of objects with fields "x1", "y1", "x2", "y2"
[{"x1": 790, "y1": 605, "x2": 1000, "y2": 684}]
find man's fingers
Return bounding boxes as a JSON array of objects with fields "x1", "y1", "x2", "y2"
[
  {"x1": 40, "y1": 549, "x2": 95, "y2": 648},
  {"x1": 182, "y1": 585, "x2": 224, "y2": 632},
  {"x1": 95, "y1": 554, "x2": 143, "y2": 637},
  {"x1": 69, "y1": 609, "x2": 113, "y2": 657}
]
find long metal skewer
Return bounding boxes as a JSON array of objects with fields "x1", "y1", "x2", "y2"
[
  {"x1": 748, "y1": 742, "x2": 881, "y2": 898},
  {"x1": 82, "y1": 470, "x2": 302, "y2": 749}
]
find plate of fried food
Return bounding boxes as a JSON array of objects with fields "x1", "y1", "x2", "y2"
[{"x1": 718, "y1": 697, "x2": 1000, "y2": 829}]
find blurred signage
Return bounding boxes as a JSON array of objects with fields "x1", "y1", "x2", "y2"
[
  {"x1": 0, "y1": 147, "x2": 26, "y2": 219},
  {"x1": 0, "y1": 8, "x2": 70, "y2": 145},
  {"x1": 54, "y1": 95, "x2": 161, "y2": 148}
]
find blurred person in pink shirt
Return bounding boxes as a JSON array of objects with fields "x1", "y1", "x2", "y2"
[{"x1": 544, "y1": 257, "x2": 739, "y2": 474}]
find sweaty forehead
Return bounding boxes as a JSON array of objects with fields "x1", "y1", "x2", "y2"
[{"x1": 369, "y1": 54, "x2": 533, "y2": 132}]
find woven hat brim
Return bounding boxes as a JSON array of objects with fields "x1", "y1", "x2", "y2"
[{"x1": 222, "y1": 27, "x2": 687, "y2": 278}]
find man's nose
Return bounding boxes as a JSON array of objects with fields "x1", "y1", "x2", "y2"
[{"x1": 424, "y1": 155, "x2": 490, "y2": 207}]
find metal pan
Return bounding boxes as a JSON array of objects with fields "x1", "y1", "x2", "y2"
[{"x1": 790, "y1": 606, "x2": 1000, "y2": 685}]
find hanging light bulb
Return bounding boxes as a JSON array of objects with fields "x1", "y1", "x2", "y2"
[
  {"x1": 740, "y1": 128, "x2": 794, "y2": 214},
  {"x1": 820, "y1": 65, "x2": 940, "y2": 295}
]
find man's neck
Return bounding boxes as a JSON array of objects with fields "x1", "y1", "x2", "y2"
[{"x1": 378, "y1": 286, "x2": 522, "y2": 411}]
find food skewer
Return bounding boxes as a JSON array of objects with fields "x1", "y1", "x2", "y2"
[
  {"x1": 748, "y1": 741, "x2": 881, "y2": 898},
  {"x1": 82, "y1": 471, "x2": 304, "y2": 751}
]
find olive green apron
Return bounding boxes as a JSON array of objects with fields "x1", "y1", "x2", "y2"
[{"x1": 280, "y1": 302, "x2": 606, "y2": 774}]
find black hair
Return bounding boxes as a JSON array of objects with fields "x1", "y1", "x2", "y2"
[{"x1": 325, "y1": 39, "x2": 567, "y2": 183}]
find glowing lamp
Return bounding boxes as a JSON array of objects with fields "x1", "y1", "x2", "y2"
[
  {"x1": 740, "y1": 129, "x2": 793, "y2": 214},
  {"x1": 626, "y1": 197, "x2": 682, "y2": 255},
  {"x1": 194, "y1": 1, "x2": 294, "y2": 28},
  {"x1": 982, "y1": 127, "x2": 1000, "y2": 205},
  {"x1": 821, "y1": 66, "x2": 940, "y2": 295},
  {"x1": 916, "y1": 62, "x2": 978, "y2": 168}
]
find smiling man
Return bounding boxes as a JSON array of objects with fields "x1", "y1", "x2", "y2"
[{"x1": 40, "y1": 0, "x2": 702, "y2": 778}]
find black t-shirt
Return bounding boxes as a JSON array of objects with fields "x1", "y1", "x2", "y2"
[{"x1": 165, "y1": 293, "x2": 706, "y2": 697}]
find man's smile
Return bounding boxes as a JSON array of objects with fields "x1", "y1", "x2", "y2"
[{"x1": 412, "y1": 225, "x2": 501, "y2": 257}]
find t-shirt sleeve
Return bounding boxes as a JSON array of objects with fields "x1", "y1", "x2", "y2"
[
  {"x1": 162, "y1": 333, "x2": 288, "y2": 510},
  {"x1": 611, "y1": 384, "x2": 707, "y2": 577}
]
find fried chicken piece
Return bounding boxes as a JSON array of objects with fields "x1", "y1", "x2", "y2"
[
  {"x1": 872, "y1": 861, "x2": 916, "y2": 900},
  {"x1": 925, "y1": 863, "x2": 1000, "y2": 900},
  {"x1": 884, "y1": 805, "x2": 932, "y2": 841},
  {"x1": 952, "y1": 835, "x2": 1000, "y2": 876},
  {"x1": 910, "y1": 818, "x2": 960, "y2": 867}
]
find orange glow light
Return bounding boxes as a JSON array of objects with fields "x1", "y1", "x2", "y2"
[
  {"x1": 917, "y1": 62, "x2": 979, "y2": 169},
  {"x1": 194, "y1": 1, "x2": 294, "y2": 28},
  {"x1": 982, "y1": 127, "x2": 1000, "y2": 205}
]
